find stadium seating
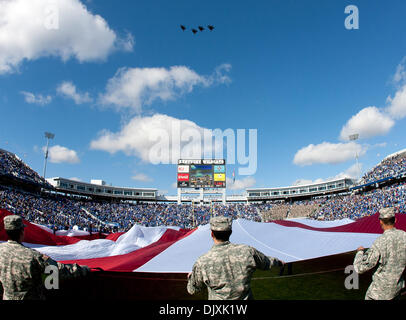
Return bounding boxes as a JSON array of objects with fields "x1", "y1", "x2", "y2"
[
  {"x1": 360, "y1": 151, "x2": 406, "y2": 184},
  {"x1": 0, "y1": 149, "x2": 51, "y2": 188},
  {"x1": 0, "y1": 185, "x2": 264, "y2": 231},
  {"x1": 0, "y1": 148, "x2": 405, "y2": 232}
]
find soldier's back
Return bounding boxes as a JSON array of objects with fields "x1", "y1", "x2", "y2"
[
  {"x1": 0, "y1": 241, "x2": 46, "y2": 300},
  {"x1": 196, "y1": 242, "x2": 264, "y2": 300},
  {"x1": 375, "y1": 228, "x2": 406, "y2": 268},
  {"x1": 368, "y1": 228, "x2": 406, "y2": 299},
  {"x1": 200, "y1": 242, "x2": 259, "y2": 270}
]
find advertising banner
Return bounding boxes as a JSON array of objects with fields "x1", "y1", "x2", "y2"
[
  {"x1": 214, "y1": 165, "x2": 225, "y2": 173},
  {"x1": 177, "y1": 165, "x2": 189, "y2": 173},
  {"x1": 177, "y1": 181, "x2": 189, "y2": 188},
  {"x1": 177, "y1": 173, "x2": 190, "y2": 181},
  {"x1": 214, "y1": 173, "x2": 226, "y2": 181}
]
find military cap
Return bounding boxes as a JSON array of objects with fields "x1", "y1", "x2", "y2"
[
  {"x1": 379, "y1": 207, "x2": 395, "y2": 219},
  {"x1": 3, "y1": 215, "x2": 26, "y2": 231},
  {"x1": 210, "y1": 216, "x2": 232, "y2": 231}
]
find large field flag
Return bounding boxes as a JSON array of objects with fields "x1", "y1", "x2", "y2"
[{"x1": 1, "y1": 208, "x2": 405, "y2": 273}]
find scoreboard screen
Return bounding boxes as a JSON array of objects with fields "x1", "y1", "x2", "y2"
[{"x1": 177, "y1": 159, "x2": 226, "y2": 188}]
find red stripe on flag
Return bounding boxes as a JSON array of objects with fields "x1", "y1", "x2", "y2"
[
  {"x1": 59, "y1": 228, "x2": 196, "y2": 272},
  {"x1": 1, "y1": 208, "x2": 126, "y2": 245},
  {"x1": 272, "y1": 213, "x2": 406, "y2": 233}
]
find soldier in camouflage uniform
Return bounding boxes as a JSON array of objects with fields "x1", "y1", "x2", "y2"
[
  {"x1": 0, "y1": 215, "x2": 90, "y2": 300},
  {"x1": 187, "y1": 216, "x2": 283, "y2": 300},
  {"x1": 353, "y1": 207, "x2": 406, "y2": 300}
]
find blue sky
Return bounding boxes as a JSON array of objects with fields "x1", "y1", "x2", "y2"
[{"x1": 1, "y1": 0, "x2": 406, "y2": 195}]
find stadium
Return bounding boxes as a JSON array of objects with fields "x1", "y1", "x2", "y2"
[
  {"x1": 1, "y1": 146, "x2": 406, "y2": 300},
  {"x1": 2, "y1": 0, "x2": 406, "y2": 308}
]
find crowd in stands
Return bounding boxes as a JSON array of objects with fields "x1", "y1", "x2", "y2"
[
  {"x1": 1, "y1": 148, "x2": 406, "y2": 233},
  {"x1": 311, "y1": 182, "x2": 406, "y2": 221},
  {"x1": 0, "y1": 149, "x2": 50, "y2": 187},
  {"x1": 360, "y1": 152, "x2": 406, "y2": 184},
  {"x1": 0, "y1": 185, "x2": 263, "y2": 232},
  {"x1": 2, "y1": 180, "x2": 405, "y2": 231},
  {"x1": 1, "y1": 181, "x2": 405, "y2": 232},
  {"x1": 261, "y1": 200, "x2": 320, "y2": 222}
]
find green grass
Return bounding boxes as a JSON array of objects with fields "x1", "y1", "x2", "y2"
[
  {"x1": 250, "y1": 252, "x2": 403, "y2": 300},
  {"x1": 188, "y1": 252, "x2": 405, "y2": 300},
  {"x1": 46, "y1": 252, "x2": 405, "y2": 300}
]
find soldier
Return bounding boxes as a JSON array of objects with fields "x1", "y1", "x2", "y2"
[
  {"x1": 353, "y1": 207, "x2": 406, "y2": 300},
  {"x1": 187, "y1": 216, "x2": 284, "y2": 300},
  {"x1": 0, "y1": 215, "x2": 91, "y2": 300}
]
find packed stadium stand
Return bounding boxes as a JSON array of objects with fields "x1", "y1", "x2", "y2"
[
  {"x1": 260, "y1": 201, "x2": 323, "y2": 222},
  {"x1": 359, "y1": 149, "x2": 406, "y2": 184},
  {"x1": 0, "y1": 148, "x2": 51, "y2": 189},
  {"x1": 0, "y1": 148, "x2": 405, "y2": 232}
]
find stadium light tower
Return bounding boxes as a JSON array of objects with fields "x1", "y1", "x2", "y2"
[
  {"x1": 43, "y1": 132, "x2": 55, "y2": 178},
  {"x1": 349, "y1": 134, "x2": 361, "y2": 180}
]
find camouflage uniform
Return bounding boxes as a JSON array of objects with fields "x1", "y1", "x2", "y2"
[
  {"x1": 0, "y1": 215, "x2": 90, "y2": 300},
  {"x1": 187, "y1": 216, "x2": 281, "y2": 300},
  {"x1": 353, "y1": 208, "x2": 406, "y2": 300}
]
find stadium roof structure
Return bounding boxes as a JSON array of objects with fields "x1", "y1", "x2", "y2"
[
  {"x1": 46, "y1": 177, "x2": 157, "y2": 201},
  {"x1": 383, "y1": 148, "x2": 406, "y2": 160},
  {"x1": 246, "y1": 177, "x2": 355, "y2": 201}
]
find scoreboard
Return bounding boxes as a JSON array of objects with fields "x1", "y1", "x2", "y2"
[{"x1": 177, "y1": 159, "x2": 226, "y2": 188}]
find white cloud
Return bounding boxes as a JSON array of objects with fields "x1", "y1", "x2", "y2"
[
  {"x1": 293, "y1": 163, "x2": 362, "y2": 186},
  {"x1": 0, "y1": 0, "x2": 134, "y2": 74},
  {"x1": 132, "y1": 173, "x2": 153, "y2": 182},
  {"x1": 90, "y1": 114, "x2": 221, "y2": 164},
  {"x1": 386, "y1": 84, "x2": 406, "y2": 119},
  {"x1": 20, "y1": 91, "x2": 52, "y2": 106},
  {"x1": 338, "y1": 58, "x2": 406, "y2": 142},
  {"x1": 385, "y1": 58, "x2": 406, "y2": 119},
  {"x1": 293, "y1": 141, "x2": 367, "y2": 166},
  {"x1": 44, "y1": 145, "x2": 80, "y2": 164},
  {"x1": 69, "y1": 177, "x2": 83, "y2": 182},
  {"x1": 99, "y1": 64, "x2": 231, "y2": 113},
  {"x1": 393, "y1": 57, "x2": 406, "y2": 85},
  {"x1": 227, "y1": 176, "x2": 256, "y2": 190},
  {"x1": 115, "y1": 32, "x2": 135, "y2": 53},
  {"x1": 292, "y1": 179, "x2": 321, "y2": 186},
  {"x1": 372, "y1": 142, "x2": 387, "y2": 148},
  {"x1": 339, "y1": 106, "x2": 395, "y2": 140},
  {"x1": 333, "y1": 163, "x2": 362, "y2": 180},
  {"x1": 57, "y1": 81, "x2": 92, "y2": 104}
]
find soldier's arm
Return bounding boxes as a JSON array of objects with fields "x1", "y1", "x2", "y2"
[
  {"x1": 36, "y1": 253, "x2": 90, "y2": 280},
  {"x1": 353, "y1": 245, "x2": 380, "y2": 274},
  {"x1": 250, "y1": 248, "x2": 273, "y2": 270},
  {"x1": 267, "y1": 255, "x2": 284, "y2": 268},
  {"x1": 54, "y1": 261, "x2": 90, "y2": 280},
  {"x1": 187, "y1": 262, "x2": 204, "y2": 295}
]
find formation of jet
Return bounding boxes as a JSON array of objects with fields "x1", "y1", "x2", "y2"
[{"x1": 180, "y1": 25, "x2": 214, "y2": 34}]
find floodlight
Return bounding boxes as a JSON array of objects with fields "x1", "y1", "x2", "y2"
[{"x1": 43, "y1": 132, "x2": 55, "y2": 178}]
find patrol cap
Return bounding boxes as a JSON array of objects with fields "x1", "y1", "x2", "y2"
[
  {"x1": 3, "y1": 215, "x2": 26, "y2": 231},
  {"x1": 379, "y1": 207, "x2": 395, "y2": 219},
  {"x1": 210, "y1": 216, "x2": 232, "y2": 231}
]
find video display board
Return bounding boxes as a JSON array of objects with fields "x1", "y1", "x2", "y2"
[{"x1": 177, "y1": 159, "x2": 226, "y2": 188}]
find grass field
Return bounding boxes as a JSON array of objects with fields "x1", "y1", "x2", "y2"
[
  {"x1": 48, "y1": 251, "x2": 405, "y2": 300},
  {"x1": 190, "y1": 252, "x2": 375, "y2": 300},
  {"x1": 251, "y1": 252, "x2": 370, "y2": 300},
  {"x1": 160, "y1": 250, "x2": 404, "y2": 300}
]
